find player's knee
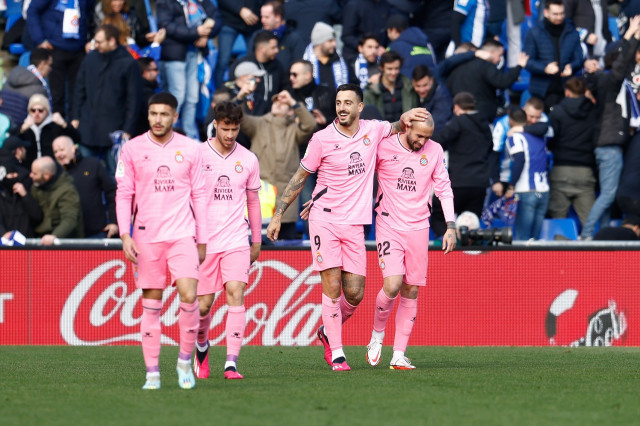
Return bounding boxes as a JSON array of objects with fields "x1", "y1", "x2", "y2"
[
  {"x1": 343, "y1": 286, "x2": 365, "y2": 305},
  {"x1": 400, "y1": 284, "x2": 419, "y2": 299}
]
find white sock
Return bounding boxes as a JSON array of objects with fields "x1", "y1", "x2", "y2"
[
  {"x1": 196, "y1": 341, "x2": 208, "y2": 351},
  {"x1": 392, "y1": 350, "x2": 404, "y2": 361},
  {"x1": 177, "y1": 358, "x2": 190, "y2": 367},
  {"x1": 224, "y1": 361, "x2": 237, "y2": 370},
  {"x1": 331, "y1": 348, "x2": 346, "y2": 362},
  {"x1": 146, "y1": 372, "x2": 160, "y2": 380},
  {"x1": 372, "y1": 330, "x2": 385, "y2": 342}
]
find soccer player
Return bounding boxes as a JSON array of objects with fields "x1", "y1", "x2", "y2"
[
  {"x1": 266, "y1": 83, "x2": 428, "y2": 371},
  {"x1": 366, "y1": 116, "x2": 457, "y2": 370},
  {"x1": 115, "y1": 92, "x2": 208, "y2": 390},
  {"x1": 193, "y1": 101, "x2": 262, "y2": 380}
]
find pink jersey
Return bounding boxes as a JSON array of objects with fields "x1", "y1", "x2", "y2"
[
  {"x1": 115, "y1": 131, "x2": 208, "y2": 244},
  {"x1": 375, "y1": 135, "x2": 455, "y2": 231},
  {"x1": 199, "y1": 140, "x2": 261, "y2": 253},
  {"x1": 300, "y1": 119, "x2": 392, "y2": 225}
]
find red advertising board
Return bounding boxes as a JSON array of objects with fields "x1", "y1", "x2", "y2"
[{"x1": 1, "y1": 249, "x2": 637, "y2": 346}]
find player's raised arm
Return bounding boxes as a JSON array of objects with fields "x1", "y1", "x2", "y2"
[{"x1": 266, "y1": 165, "x2": 311, "y2": 241}]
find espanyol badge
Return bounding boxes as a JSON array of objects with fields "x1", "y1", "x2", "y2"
[
  {"x1": 379, "y1": 257, "x2": 386, "y2": 270},
  {"x1": 420, "y1": 154, "x2": 428, "y2": 166},
  {"x1": 175, "y1": 151, "x2": 184, "y2": 163},
  {"x1": 363, "y1": 134, "x2": 371, "y2": 146},
  {"x1": 316, "y1": 251, "x2": 323, "y2": 263},
  {"x1": 235, "y1": 161, "x2": 243, "y2": 173}
]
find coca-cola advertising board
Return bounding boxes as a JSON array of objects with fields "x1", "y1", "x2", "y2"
[{"x1": 1, "y1": 249, "x2": 638, "y2": 346}]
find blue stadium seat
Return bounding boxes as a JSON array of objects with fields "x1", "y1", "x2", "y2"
[
  {"x1": 231, "y1": 35, "x2": 247, "y2": 58},
  {"x1": 539, "y1": 218, "x2": 579, "y2": 241}
]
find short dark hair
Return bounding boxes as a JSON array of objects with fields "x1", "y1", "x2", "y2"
[
  {"x1": 545, "y1": 0, "x2": 564, "y2": 8},
  {"x1": 380, "y1": 50, "x2": 403, "y2": 67},
  {"x1": 336, "y1": 83, "x2": 363, "y2": 103},
  {"x1": 149, "y1": 92, "x2": 178, "y2": 110},
  {"x1": 358, "y1": 33, "x2": 379, "y2": 47},
  {"x1": 214, "y1": 101, "x2": 244, "y2": 124},
  {"x1": 453, "y1": 92, "x2": 476, "y2": 110},
  {"x1": 481, "y1": 39, "x2": 504, "y2": 50},
  {"x1": 137, "y1": 56, "x2": 156, "y2": 73},
  {"x1": 564, "y1": 77, "x2": 586, "y2": 96},
  {"x1": 623, "y1": 215, "x2": 640, "y2": 227},
  {"x1": 212, "y1": 87, "x2": 232, "y2": 104},
  {"x1": 30, "y1": 48, "x2": 52, "y2": 67},
  {"x1": 254, "y1": 30, "x2": 278, "y2": 50},
  {"x1": 291, "y1": 59, "x2": 313, "y2": 74},
  {"x1": 97, "y1": 24, "x2": 120, "y2": 44},
  {"x1": 524, "y1": 96, "x2": 544, "y2": 111},
  {"x1": 412, "y1": 64, "x2": 432, "y2": 81},
  {"x1": 386, "y1": 14, "x2": 408, "y2": 32},
  {"x1": 264, "y1": 0, "x2": 283, "y2": 17},
  {"x1": 508, "y1": 107, "x2": 527, "y2": 125}
]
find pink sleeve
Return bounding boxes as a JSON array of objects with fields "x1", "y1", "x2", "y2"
[
  {"x1": 246, "y1": 190, "x2": 262, "y2": 243},
  {"x1": 190, "y1": 147, "x2": 209, "y2": 244},
  {"x1": 300, "y1": 134, "x2": 322, "y2": 173},
  {"x1": 115, "y1": 144, "x2": 134, "y2": 236},
  {"x1": 431, "y1": 143, "x2": 456, "y2": 223}
]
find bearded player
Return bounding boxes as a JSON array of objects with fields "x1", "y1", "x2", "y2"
[{"x1": 366, "y1": 116, "x2": 456, "y2": 369}]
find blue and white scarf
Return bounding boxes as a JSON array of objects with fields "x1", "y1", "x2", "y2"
[
  {"x1": 354, "y1": 53, "x2": 370, "y2": 89},
  {"x1": 27, "y1": 65, "x2": 53, "y2": 110},
  {"x1": 303, "y1": 43, "x2": 349, "y2": 89}
]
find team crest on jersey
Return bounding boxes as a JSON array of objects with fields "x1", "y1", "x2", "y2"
[
  {"x1": 348, "y1": 152, "x2": 365, "y2": 176},
  {"x1": 379, "y1": 257, "x2": 386, "y2": 270},
  {"x1": 115, "y1": 160, "x2": 125, "y2": 177},
  {"x1": 363, "y1": 134, "x2": 371, "y2": 146},
  {"x1": 420, "y1": 155, "x2": 428, "y2": 166},
  {"x1": 397, "y1": 167, "x2": 417, "y2": 192},
  {"x1": 154, "y1": 165, "x2": 175, "y2": 192},
  {"x1": 213, "y1": 175, "x2": 233, "y2": 200},
  {"x1": 235, "y1": 161, "x2": 243, "y2": 173},
  {"x1": 316, "y1": 251, "x2": 323, "y2": 263},
  {"x1": 175, "y1": 151, "x2": 184, "y2": 163}
]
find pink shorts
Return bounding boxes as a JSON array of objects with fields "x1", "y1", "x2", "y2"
[
  {"x1": 308, "y1": 221, "x2": 366, "y2": 275},
  {"x1": 133, "y1": 237, "x2": 199, "y2": 289},
  {"x1": 374, "y1": 220, "x2": 430, "y2": 286},
  {"x1": 198, "y1": 247, "x2": 250, "y2": 295}
]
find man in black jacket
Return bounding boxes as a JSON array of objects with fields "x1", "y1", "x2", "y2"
[
  {"x1": 0, "y1": 158, "x2": 41, "y2": 239},
  {"x1": 71, "y1": 25, "x2": 143, "y2": 174},
  {"x1": 52, "y1": 136, "x2": 118, "y2": 238},
  {"x1": 446, "y1": 39, "x2": 529, "y2": 123},
  {"x1": 547, "y1": 77, "x2": 596, "y2": 226},
  {"x1": 430, "y1": 92, "x2": 493, "y2": 235},
  {"x1": 230, "y1": 31, "x2": 288, "y2": 116},
  {"x1": 287, "y1": 60, "x2": 336, "y2": 129}
]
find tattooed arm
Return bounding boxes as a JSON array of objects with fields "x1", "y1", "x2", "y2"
[
  {"x1": 266, "y1": 165, "x2": 311, "y2": 241},
  {"x1": 390, "y1": 108, "x2": 432, "y2": 135}
]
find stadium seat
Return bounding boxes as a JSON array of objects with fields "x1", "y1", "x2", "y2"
[
  {"x1": 539, "y1": 218, "x2": 579, "y2": 241},
  {"x1": 231, "y1": 35, "x2": 247, "y2": 58}
]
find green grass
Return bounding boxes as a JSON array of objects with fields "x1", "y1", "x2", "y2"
[{"x1": 1, "y1": 346, "x2": 639, "y2": 425}]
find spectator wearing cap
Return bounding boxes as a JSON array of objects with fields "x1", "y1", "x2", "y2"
[
  {"x1": 246, "y1": 1, "x2": 306, "y2": 71},
  {"x1": 0, "y1": 136, "x2": 31, "y2": 169},
  {"x1": 18, "y1": 94, "x2": 80, "y2": 170},
  {"x1": 303, "y1": 22, "x2": 350, "y2": 90},
  {"x1": 593, "y1": 215, "x2": 640, "y2": 241},
  {"x1": 364, "y1": 51, "x2": 418, "y2": 122},
  {"x1": 227, "y1": 61, "x2": 267, "y2": 115},
  {"x1": 386, "y1": 14, "x2": 437, "y2": 79},
  {"x1": 230, "y1": 31, "x2": 288, "y2": 116},
  {"x1": 52, "y1": 136, "x2": 118, "y2": 238},
  {"x1": 341, "y1": 0, "x2": 391, "y2": 64},
  {"x1": 29, "y1": 156, "x2": 84, "y2": 245},
  {"x1": 0, "y1": 158, "x2": 42, "y2": 239},
  {"x1": 156, "y1": 0, "x2": 222, "y2": 140},
  {"x1": 241, "y1": 90, "x2": 316, "y2": 240}
]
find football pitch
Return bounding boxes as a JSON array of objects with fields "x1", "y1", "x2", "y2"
[{"x1": 1, "y1": 346, "x2": 639, "y2": 425}]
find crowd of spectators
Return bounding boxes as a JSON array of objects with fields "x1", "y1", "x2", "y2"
[{"x1": 2, "y1": 0, "x2": 640, "y2": 243}]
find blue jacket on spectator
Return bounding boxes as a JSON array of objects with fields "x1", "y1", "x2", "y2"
[
  {"x1": 523, "y1": 19, "x2": 584, "y2": 99},
  {"x1": 27, "y1": 0, "x2": 94, "y2": 52},
  {"x1": 156, "y1": 0, "x2": 222, "y2": 62},
  {"x1": 388, "y1": 27, "x2": 437, "y2": 78}
]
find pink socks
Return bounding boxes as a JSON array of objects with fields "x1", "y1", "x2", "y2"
[
  {"x1": 226, "y1": 305, "x2": 246, "y2": 360},
  {"x1": 178, "y1": 301, "x2": 199, "y2": 360},
  {"x1": 339, "y1": 295, "x2": 357, "y2": 324},
  {"x1": 393, "y1": 297, "x2": 417, "y2": 353},
  {"x1": 373, "y1": 289, "x2": 397, "y2": 333},
  {"x1": 322, "y1": 293, "x2": 343, "y2": 351},
  {"x1": 141, "y1": 299, "x2": 162, "y2": 372},
  {"x1": 198, "y1": 311, "x2": 213, "y2": 346}
]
